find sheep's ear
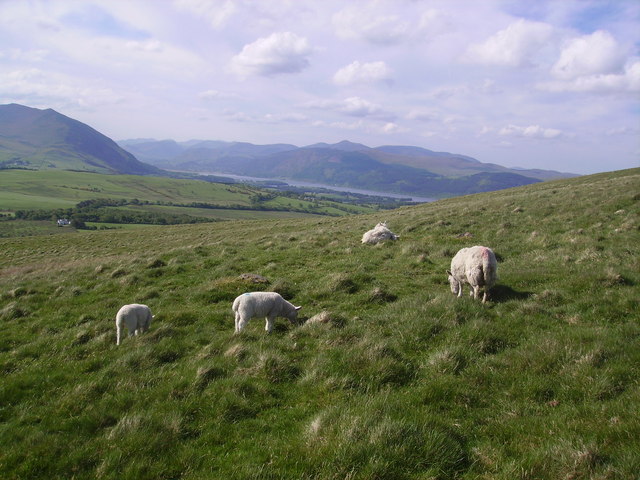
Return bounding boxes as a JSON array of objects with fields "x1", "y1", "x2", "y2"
[
  {"x1": 295, "y1": 306, "x2": 302, "y2": 311},
  {"x1": 446, "y1": 270, "x2": 452, "y2": 276}
]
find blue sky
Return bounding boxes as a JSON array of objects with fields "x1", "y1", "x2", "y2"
[{"x1": 1, "y1": 0, "x2": 638, "y2": 174}]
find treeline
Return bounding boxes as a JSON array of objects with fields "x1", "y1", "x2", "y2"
[
  {"x1": 8, "y1": 195, "x2": 341, "y2": 229},
  {"x1": 13, "y1": 206, "x2": 214, "y2": 229}
]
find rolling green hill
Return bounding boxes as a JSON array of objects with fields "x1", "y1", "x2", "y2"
[
  {"x1": 0, "y1": 168, "x2": 638, "y2": 479},
  {"x1": 0, "y1": 169, "x2": 380, "y2": 232}
]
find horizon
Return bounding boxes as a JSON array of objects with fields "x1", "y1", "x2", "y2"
[{"x1": 1, "y1": 1, "x2": 638, "y2": 175}]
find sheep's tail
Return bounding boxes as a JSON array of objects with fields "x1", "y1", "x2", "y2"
[{"x1": 232, "y1": 295, "x2": 242, "y2": 313}]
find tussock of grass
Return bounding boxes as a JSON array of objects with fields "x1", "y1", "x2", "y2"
[{"x1": 0, "y1": 169, "x2": 638, "y2": 479}]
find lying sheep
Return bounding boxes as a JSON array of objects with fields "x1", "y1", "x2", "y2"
[
  {"x1": 232, "y1": 292, "x2": 301, "y2": 333},
  {"x1": 362, "y1": 222, "x2": 399, "y2": 244},
  {"x1": 116, "y1": 303, "x2": 154, "y2": 345},
  {"x1": 447, "y1": 246, "x2": 498, "y2": 303}
]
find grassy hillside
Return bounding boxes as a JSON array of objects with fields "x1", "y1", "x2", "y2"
[
  {"x1": 0, "y1": 170, "x2": 378, "y2": 232},
  {"x1": 0, "y1": 168, "x2": 638, "y2": 479}
]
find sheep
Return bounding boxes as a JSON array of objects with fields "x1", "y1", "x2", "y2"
[
  {"x1": 447, "y1": 246, "x2": 498, "y2": 303},
  {"x1": 232, "y1": 292, "x2": 301, "y2": 333},
  {"x1": 361, "y1": 222, "x2": 399, "y2": 244},
  {"x1": 115, "y1": 303, "x2": 154, "y2": 345}
]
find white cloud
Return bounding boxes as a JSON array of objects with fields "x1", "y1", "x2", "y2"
[
  {"x1": 332, "y1": 6, "x2": 409, "y2": 45},
  {"x1": 125, "y1": 39, "x2": 163, "y2": 52},
  {"x1": 333, "y1": 61, "x2": 392, "y2": 86},
  {"x1": 551, "y1": 30, "x2": 626, "y2": 80},
  {"x1": 406, "y1": 110, "x2": 439, "y2": 122},
  {"x1": 263, "y1": 112, "x2": 308, "y2": 123},
  {"x1": 499, "y1": 124, "x2": 563, "y2": 139},
  {"x1": 198, "y1": 89, "x2": 237, "y2": 100},
  {"x1": 0, "y1": 68, "x2": 125, "y2": 109},
  {"x1": 229, "y1": 32, "x2": 312, "y2": 77},
  {"x1": 540, "y1": 59, "x2": 640, "y2": 94},
  {"x1": 0, "y1": 48, "x2": 48, "y2": 62},
  {"x1": 418, "y1": 9, "x2": 453, "y2": 38},
  {"x1": 465, "y1": 19, "x2": 554, "y2": 67},
  {"x1": 173, "y1": 0, "x2": 236, "y2": 28},
  {"x1": 381, "y1": 122, "x2": 401, "y2": 134},
  {"x1": 339, "y1": 97, "x2": 383, "y2": 117}
]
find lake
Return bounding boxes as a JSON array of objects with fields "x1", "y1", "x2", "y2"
[{"x1": 195, "y1": 171, "x2": 436, "y2": 203}]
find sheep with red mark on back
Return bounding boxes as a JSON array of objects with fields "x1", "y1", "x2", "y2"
[{"x1": 447, "y1": 246, "x2": 498, "y2": 303}]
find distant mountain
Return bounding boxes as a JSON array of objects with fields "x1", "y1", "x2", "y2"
[
  {"x1": 120, "y1": 138, "x2": 576, "y2": 197},
  {"x1": 0, "y1": 104, "x2": 161, "y2": 175}
]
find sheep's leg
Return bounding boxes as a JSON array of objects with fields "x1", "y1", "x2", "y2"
[
  {"x1": 482, "y1": 289, "x2": 489, "y2": 303},
  {"x1": 235, "y1": 313, "x2": 247, "y2": 333},
  {"x1": 265, "y1": 315, "x2": 275, "y2": 333},
  {"x1": 116, "y1": 326, "x2": 122, "y2": 345}
]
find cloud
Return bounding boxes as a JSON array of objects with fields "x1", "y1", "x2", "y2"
[
  {"x1": 173, "y1": 0, "x2": 236, "y2": 28},
  {"x1": 0, "y1": 68, "x2": 125, "y2": 109},
  {"x1": 198, "y1": 89, "x2": 237, "y2": 100},
  {"x1": 229, "y1": 32, "x2": 312, "y2": 77},
  {"x1": 499, "y1": 124, "x2": 563, "y2": 139},
  {"x1": 0, "y1": 48, "x2": 48, "y2": 62},
  {"x1": 333, "y1": 61, "x2": 392, "y2": 86},
  {"x1": 219, "y1": 109, "x2": 308, "y2": 124},
  {"x1": 551, "y1": 30, "x2": 626, "y2": 80},
  {"x1": 406, "y1": 110, "x2": 439, "y2": 122},
  {"x1": 465, "y1": 19, "x2": 554, "y2": 67},
  {"x1": 381, "y1": 122, "x2": 401, "y2": 134},
  {"x1": 332, "y1": 6, "x2": 409, "y2": 45},
  {"x1": 540, "y1": 59, "x2": 640, "y2": 94},
  {"x1": 305, "y1": 96, "x2": 389, "y2": 119},
  {"x1": 125, "y1": 39, "x2": 163, "y2": 52},
  {"x1": 263, "y1": 112, "x2": 308, "y2": 123}
]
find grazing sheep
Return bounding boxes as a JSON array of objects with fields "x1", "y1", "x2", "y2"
[
  {"x1": 361, "y1": 222, "x2": 399, "y2": 244},
  {"x1": 447, "y1": 246, "x2": 498, "y2": 303},
  {"x1": 232, "y1": 292, "x2": 301, "y2": 333},
  {"x1": 116, "y1": 304, "x2": 154, "y2": 345}
]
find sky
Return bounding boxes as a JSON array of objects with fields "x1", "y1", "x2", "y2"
[{"x1": 1, "y1": 0, "x2": 639, "y2": 175}]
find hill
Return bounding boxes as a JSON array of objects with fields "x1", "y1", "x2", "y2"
[
  {"x1": 120, "y1": 138, "x2": 577, "y2": 197},
  {"x1": 0, "y1": 168, "x2": 638, "y2": 479},
  {"x1": 0, "y1": 104, "x2": 160, "y2": 175}
]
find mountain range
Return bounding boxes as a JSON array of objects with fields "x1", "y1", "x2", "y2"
[
  {"x1": 119, "y1": 138, "x2": 575, "y2": 197},
  {"x1": 0, "y1": 103, "x2": 577, "y2": 198}
]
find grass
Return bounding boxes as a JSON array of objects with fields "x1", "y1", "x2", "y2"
[{"x1": 0, "y1": 168, "x2": 638, "y2": 479}]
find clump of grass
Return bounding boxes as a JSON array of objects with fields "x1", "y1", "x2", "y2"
[
  {"x1": 0, "y1": 301, "x2": 28, "y2": 319},
  {"x1": 368, "y1": 285, "x2": 397, "y2": 303}
]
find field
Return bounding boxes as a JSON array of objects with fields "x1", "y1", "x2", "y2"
[
  {"x1": 0, "y1": 168, "x2": 638, "y2": 479},
  {"x1": 0, "y1": 170, "x2": 381, "y2": 234}
]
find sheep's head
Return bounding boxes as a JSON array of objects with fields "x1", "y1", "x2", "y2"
[
  {"x1": 446, "y1": 270, "x2": 460, "y2": 295},
  {"x1": 288, "y1": 305, "x2": 302, "y2": 323}
]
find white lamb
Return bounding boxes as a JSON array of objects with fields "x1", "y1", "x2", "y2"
[
  {"x1": 232, "y1": 292, "x2": 302, "y2": 333},
  {"x1": 361, "y1": 222, "x2": 399, "y2": 244},
  {"x1": 447, "y1": 246, "x2": 498, "y2": 303},
  {"x1": 115, "y1": 303, "x2": 154, "y2": 345}
]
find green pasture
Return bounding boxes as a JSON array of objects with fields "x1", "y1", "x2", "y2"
[
  {"x1": 0, "y1": 168, "x2": 638, "y2": 479},
  {"x1": 0, "y1": 170, "x2": 380, "y2": 233},
  {"x1": 0, "y1": 169, "x2": 258, "y2": 207}
]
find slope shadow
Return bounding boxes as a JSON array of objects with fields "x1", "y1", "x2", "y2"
[{"x1": 490, "y1": 284, "x2": 533, "y2": 303}]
